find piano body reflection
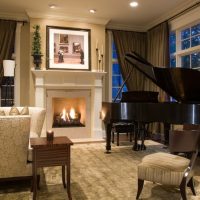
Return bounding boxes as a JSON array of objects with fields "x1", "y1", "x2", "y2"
[{"x1": 101, "y1": 52, "x2": 200, "y2": 153}]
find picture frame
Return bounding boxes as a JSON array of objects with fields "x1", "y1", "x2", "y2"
[{"x1": 46, "y1": 26, "x2": 91, "y2": 70}]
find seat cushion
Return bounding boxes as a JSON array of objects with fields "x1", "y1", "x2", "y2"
[{"x1": 138, "y1": 152, "x2": 190, "y2": 186}]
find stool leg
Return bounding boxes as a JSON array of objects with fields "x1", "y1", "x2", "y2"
[
  {"x1": 112, "y1": 130, "x2": 114, "y2": 143},
  {"x1": 117, "y1": 132, "x2": 119, "y2": 146}
]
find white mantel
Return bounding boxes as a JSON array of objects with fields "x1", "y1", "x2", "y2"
[{"x1": 32, "y1": 68, "x2": 106, "y2": 140}]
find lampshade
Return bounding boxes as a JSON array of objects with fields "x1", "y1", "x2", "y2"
[{"x1": 3, "y1": 60, "x2": 15, "y2": 77}]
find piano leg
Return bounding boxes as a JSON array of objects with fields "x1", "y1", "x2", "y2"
[
  {"x1": 105, "y1": 123, "x2": 112, "y2": 153},
  {"x1": 164, "y1": 123, "x2": 170, "y2": 145},
  {"x1": 133, "y1": 122, "x2": 146, "y2": 151}
]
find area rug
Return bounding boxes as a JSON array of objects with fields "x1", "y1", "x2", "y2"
[{"x1": 0, "y1": 140, "x2": 200, "y2": 200}]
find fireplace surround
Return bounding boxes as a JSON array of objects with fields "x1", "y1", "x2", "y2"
[{"x1": 32, "y1": 69, "x2": 106, "y2": 141}]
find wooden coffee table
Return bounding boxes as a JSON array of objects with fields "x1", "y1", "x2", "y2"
[{"x1": 30, "y1": 136, "x2": 73, "y2": 200}]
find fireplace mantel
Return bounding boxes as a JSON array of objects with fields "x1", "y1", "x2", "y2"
[{"x1": 32, "y1": 68, "x2": 106, "y2": 141}]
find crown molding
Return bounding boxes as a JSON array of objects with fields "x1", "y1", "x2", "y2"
[
  {"x1": 0, "y1": 11, "x2": 29, "y2": 21},
  {"x1": 145, "y1": 0, "x2": 200, "y2": 30},
  {"x1": 26, "y1": 10, "x2": 109, "y2": 25}
]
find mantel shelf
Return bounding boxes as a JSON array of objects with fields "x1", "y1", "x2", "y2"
[{"x1": 31, "y1": 68, "x2": 106, "y2": 78}]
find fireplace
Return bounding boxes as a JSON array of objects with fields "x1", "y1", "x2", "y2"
[
  {"x1": 32, "y1": 69, "x2": 106, "y2": 141},
  {"x1": 52, "y1": 97, "x2": 86, "y2": 128},
  {"x1": 46, "y1": 89, "x2": 92, "y2": 139}
]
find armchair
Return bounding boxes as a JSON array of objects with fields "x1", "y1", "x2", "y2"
[
  {"x1": 136, "y1": 130, "x2": 200, "y2": 200},
  {"x1": 0, "y1": 116, "x2": 32, "y2": 180},
  {"x1": 0, "y1": 107, "x2": 46, "y2": 161}
]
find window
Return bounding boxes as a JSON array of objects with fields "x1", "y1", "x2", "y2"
[
  {"x1": 170, "y1": 22, "x2": 200, "y2": 69},
  {"x1": 112, "y1": 43, "x2": 127, "y2": 102}
]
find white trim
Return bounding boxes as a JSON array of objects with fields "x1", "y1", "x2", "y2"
[
  {"x1": 169, "y1": 6, "x2": 200, "y2": 31},
  {"x1": 26, "y1": 10, "x2": 109, "y2": 25}
]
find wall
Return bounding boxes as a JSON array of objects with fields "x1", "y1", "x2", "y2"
[{"x1": 28, "y1": 18, "x2": 105, "y2": 106}]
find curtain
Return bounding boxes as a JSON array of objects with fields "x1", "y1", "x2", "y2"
[
  {"x1": 112, "y1": 30, "x2": 147, "y2": 91},
  {"x1": 146, "y1": 21, "x2": 169, "y2": 138},
  {"x1": 0, "y1": 19, "x2": 17, "y2": 84},
  {"x1": 147, "y1": 21, "x2": 169, "y2": 101}
]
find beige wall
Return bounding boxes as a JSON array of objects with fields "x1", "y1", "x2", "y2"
[{"x1": 28, "y1": 18, "x2": 106, "y2": 106}]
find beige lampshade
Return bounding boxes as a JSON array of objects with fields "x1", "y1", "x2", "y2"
[{"x1": 3, "y1": 60, "x2": 15, "y2": 77}]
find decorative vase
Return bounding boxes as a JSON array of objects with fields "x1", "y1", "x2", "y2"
[
  {"x1": 3, "y1": 60, "x2": 15, "y2": 77},
  {"x1": 32, "y1": 54, "x2": 42, "y2": 70}
]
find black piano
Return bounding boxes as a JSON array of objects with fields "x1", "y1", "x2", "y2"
[{"x1": 101, "y1": 52, "x2": 200, "y2": 153}]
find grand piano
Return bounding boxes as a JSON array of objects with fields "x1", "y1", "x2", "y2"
[{"x1": 101, "y1": 52, "x2": 200, "y2": 153}]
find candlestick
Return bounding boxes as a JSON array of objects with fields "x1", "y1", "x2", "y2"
[
  {"x1": 101, "y1": 45, "x2": 104, "y2": 55},
  {"x1": 101, "y1": 54, "x2": 104, "y2": 72},
  {"x1": 46, "y1": 130, "x2": 54, "y2": 141},
  {"x1": 96, "y1": 47, "x2": 99, "y2": 71},
  {"x1": 96, "y1": 40, "x2": 98, "y2": 49}
]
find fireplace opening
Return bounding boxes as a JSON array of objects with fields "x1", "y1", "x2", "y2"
[{"x1": 52, "y1": 97, "x2": 86, "y2": 128}]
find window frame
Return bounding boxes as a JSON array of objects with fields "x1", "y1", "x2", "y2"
[{"x1": 169, "y1": 7, "x2": 200, "y2": 69}]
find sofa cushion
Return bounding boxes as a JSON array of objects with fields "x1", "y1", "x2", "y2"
[
  {"x1": 20, "y1": 106, "x2": 29, "y2": 115},
  {"x1": 9, "y1": 107, "x2": 20, "y2": 115},
  {"x1": 9, "y1": 106, "x2": 29, "y2": 116},
  {"x1": 0, "y1": 110, "x2": 5, "y2": 116}
]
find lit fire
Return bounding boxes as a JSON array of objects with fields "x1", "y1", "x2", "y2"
[
  {"x1": 60, "y1": 107, "x2": 77, "y2": 121},
  {"x1": 69, "y1": 107, "x2": 76, "y2": 119}
]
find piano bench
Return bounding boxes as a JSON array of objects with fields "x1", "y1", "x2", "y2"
[{"x1": 111, "y1": 123, "x2": 135, "y2": 146}]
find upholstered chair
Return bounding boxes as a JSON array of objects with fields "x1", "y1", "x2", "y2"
[
  {"x1": 0, "y1": 107, "x2": 46, "y2": 161},
  {"x1": 136, "y1": 130, "x2": 200, "y2": 200},
  {"x1": 0, "y1": 116, "x2": 32, "y2": 180}
]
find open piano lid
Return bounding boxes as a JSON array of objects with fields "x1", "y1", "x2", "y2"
[{"x1": 125, "y1": 52, "x2": 200, "y2": 103}]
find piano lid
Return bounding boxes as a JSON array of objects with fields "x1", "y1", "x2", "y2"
[{"x1": 125, "y1": 52, "x2": 200, "y2": 103}]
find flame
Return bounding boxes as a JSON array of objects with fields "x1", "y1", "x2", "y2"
[
  {"x1": 69, "y1": 107, "x2": 76, "y2": 119},
  {"x1": 61, "y1": 108, "x2": 66, "y2": 121}
]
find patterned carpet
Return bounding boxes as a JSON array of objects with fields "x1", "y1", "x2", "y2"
[{"x1": 0, "y1": 140, "x2": 200, "y2": 200}]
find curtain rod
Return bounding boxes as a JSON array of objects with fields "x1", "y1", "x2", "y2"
[{"x1": 0, "y1": 18, "x2": 28, "y2": 25}]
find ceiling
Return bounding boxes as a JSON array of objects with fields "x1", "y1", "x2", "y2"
[{"x1": 0, "y1": 0, "x2": 199, "y2": 31}]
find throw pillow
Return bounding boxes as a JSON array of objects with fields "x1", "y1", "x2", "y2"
[
  {"x1": 0, "y1": 110, "x2": 5, "y2": 116},
  {"x1": 20, "y1": 106, "x2": 29, "y2": 115},
  {"x1": 9, "y1": 107, "x2": 20, "y2": 115}
]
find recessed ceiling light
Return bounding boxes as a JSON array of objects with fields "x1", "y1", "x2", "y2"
[
  {"x1": 130, "y1": 1, "x2": 138, "y2": 7},
  {"x1": 49, "y1": 4, "x2": 57, "y2": 9},
  {"x1": 89, "y1": 9, "x2": 96, "y2": 14}
]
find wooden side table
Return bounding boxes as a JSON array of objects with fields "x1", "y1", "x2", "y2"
[{"x1": 30, "y1": 136, "x2": 73, "y2": 200}]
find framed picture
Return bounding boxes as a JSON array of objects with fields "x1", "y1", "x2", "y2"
[{"x1": 46, "y1": 26, "x2": 91, "y2": 70}]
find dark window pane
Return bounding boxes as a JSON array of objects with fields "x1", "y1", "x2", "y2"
[
  {"x1": 191, "y1": 52, "x2": 200, "y2": 68},
  {"x1": 112, "y1": 76, "x2": 121, "y2": 87},
  {"x1": 191, "y1": 24, "x2": 200, "y2": 36},
  {"x1": 170, "y1": 56, "x2": 176, "y2": 68},
  {"x1": 112, "y1": 88, "x2": 121, "y2": 101},
  {"x1": 112, "y1": 51, "x2": 118, "y2": 59},
  {"x1": 181, "y1": 28, "x2": 190, "y2": 40},
  {"x1": 123, "y1": 84, "x2": 128, "y2": 92},
  {"x1": 112, "y1": 42, "x2": 116, "y2": 51},
  {"x1": 181, "y1": 39, "x2": 190, "y2": 50},
  {"x1": 181, "y1": 55, "x2": 190, "y2": 68},
  {"x1": 169, "y1": 32, "x2": 176, "y2": 54},
  {"x1": 112, "y1": 63, "x2": 120, "y2": 74},
  {"x1": 191, "y1": 35, "x2": 200, "y2": 47}
]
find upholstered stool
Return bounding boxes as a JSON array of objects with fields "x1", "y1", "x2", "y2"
[
  {"x1": 138, "y1": 152, "x2": 190, "y2": 186},
  {"x1": 111, "y1": 123, "x2": 134, "y2": 146}
]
